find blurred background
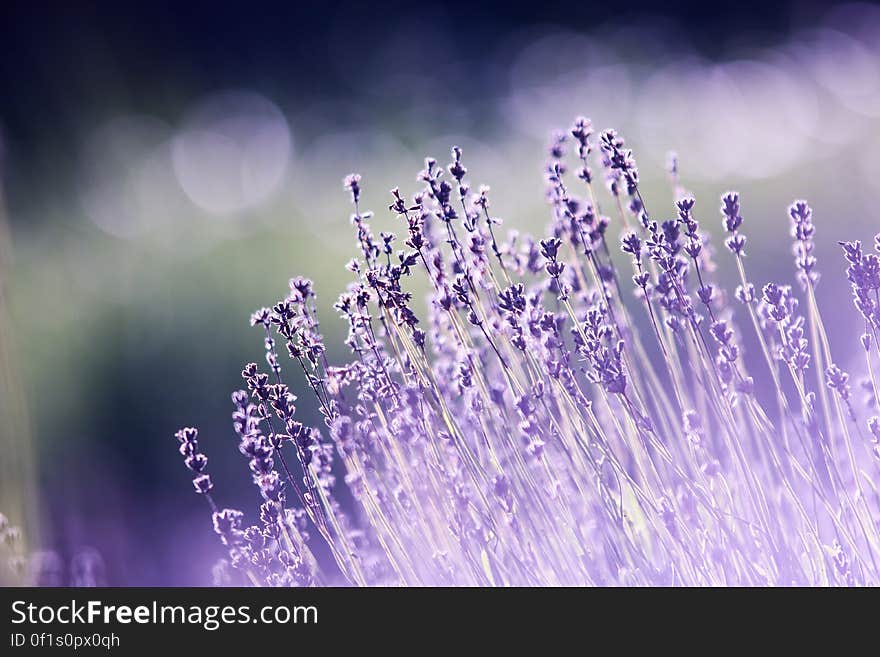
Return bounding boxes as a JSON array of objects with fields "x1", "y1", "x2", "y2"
[{"x1": 3, "y1": 0, "x2": 880, "y2": 585}]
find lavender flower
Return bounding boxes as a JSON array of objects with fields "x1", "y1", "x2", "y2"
[
  {"x1": 789, "y1": 200, "x2": 818, "y2": 287},
  {"x1": 172, "y1": 114, "x2": 880, "y2": 588},
  {"x1": 174, "y1": 428, "x2": 214, "y2": 498}
]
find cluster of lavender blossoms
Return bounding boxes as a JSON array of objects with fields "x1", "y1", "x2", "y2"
[{"x1": 176, "y1": 116, "x2": 880, "y2": 586}]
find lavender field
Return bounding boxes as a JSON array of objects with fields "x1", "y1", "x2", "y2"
[{"x1": 4, "y1": 2, "x2": 880, "y2": 587}]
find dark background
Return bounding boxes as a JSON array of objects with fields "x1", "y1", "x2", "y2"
[{"x1": 0, "y1": 0, "x2": 837, "y2": 213}]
